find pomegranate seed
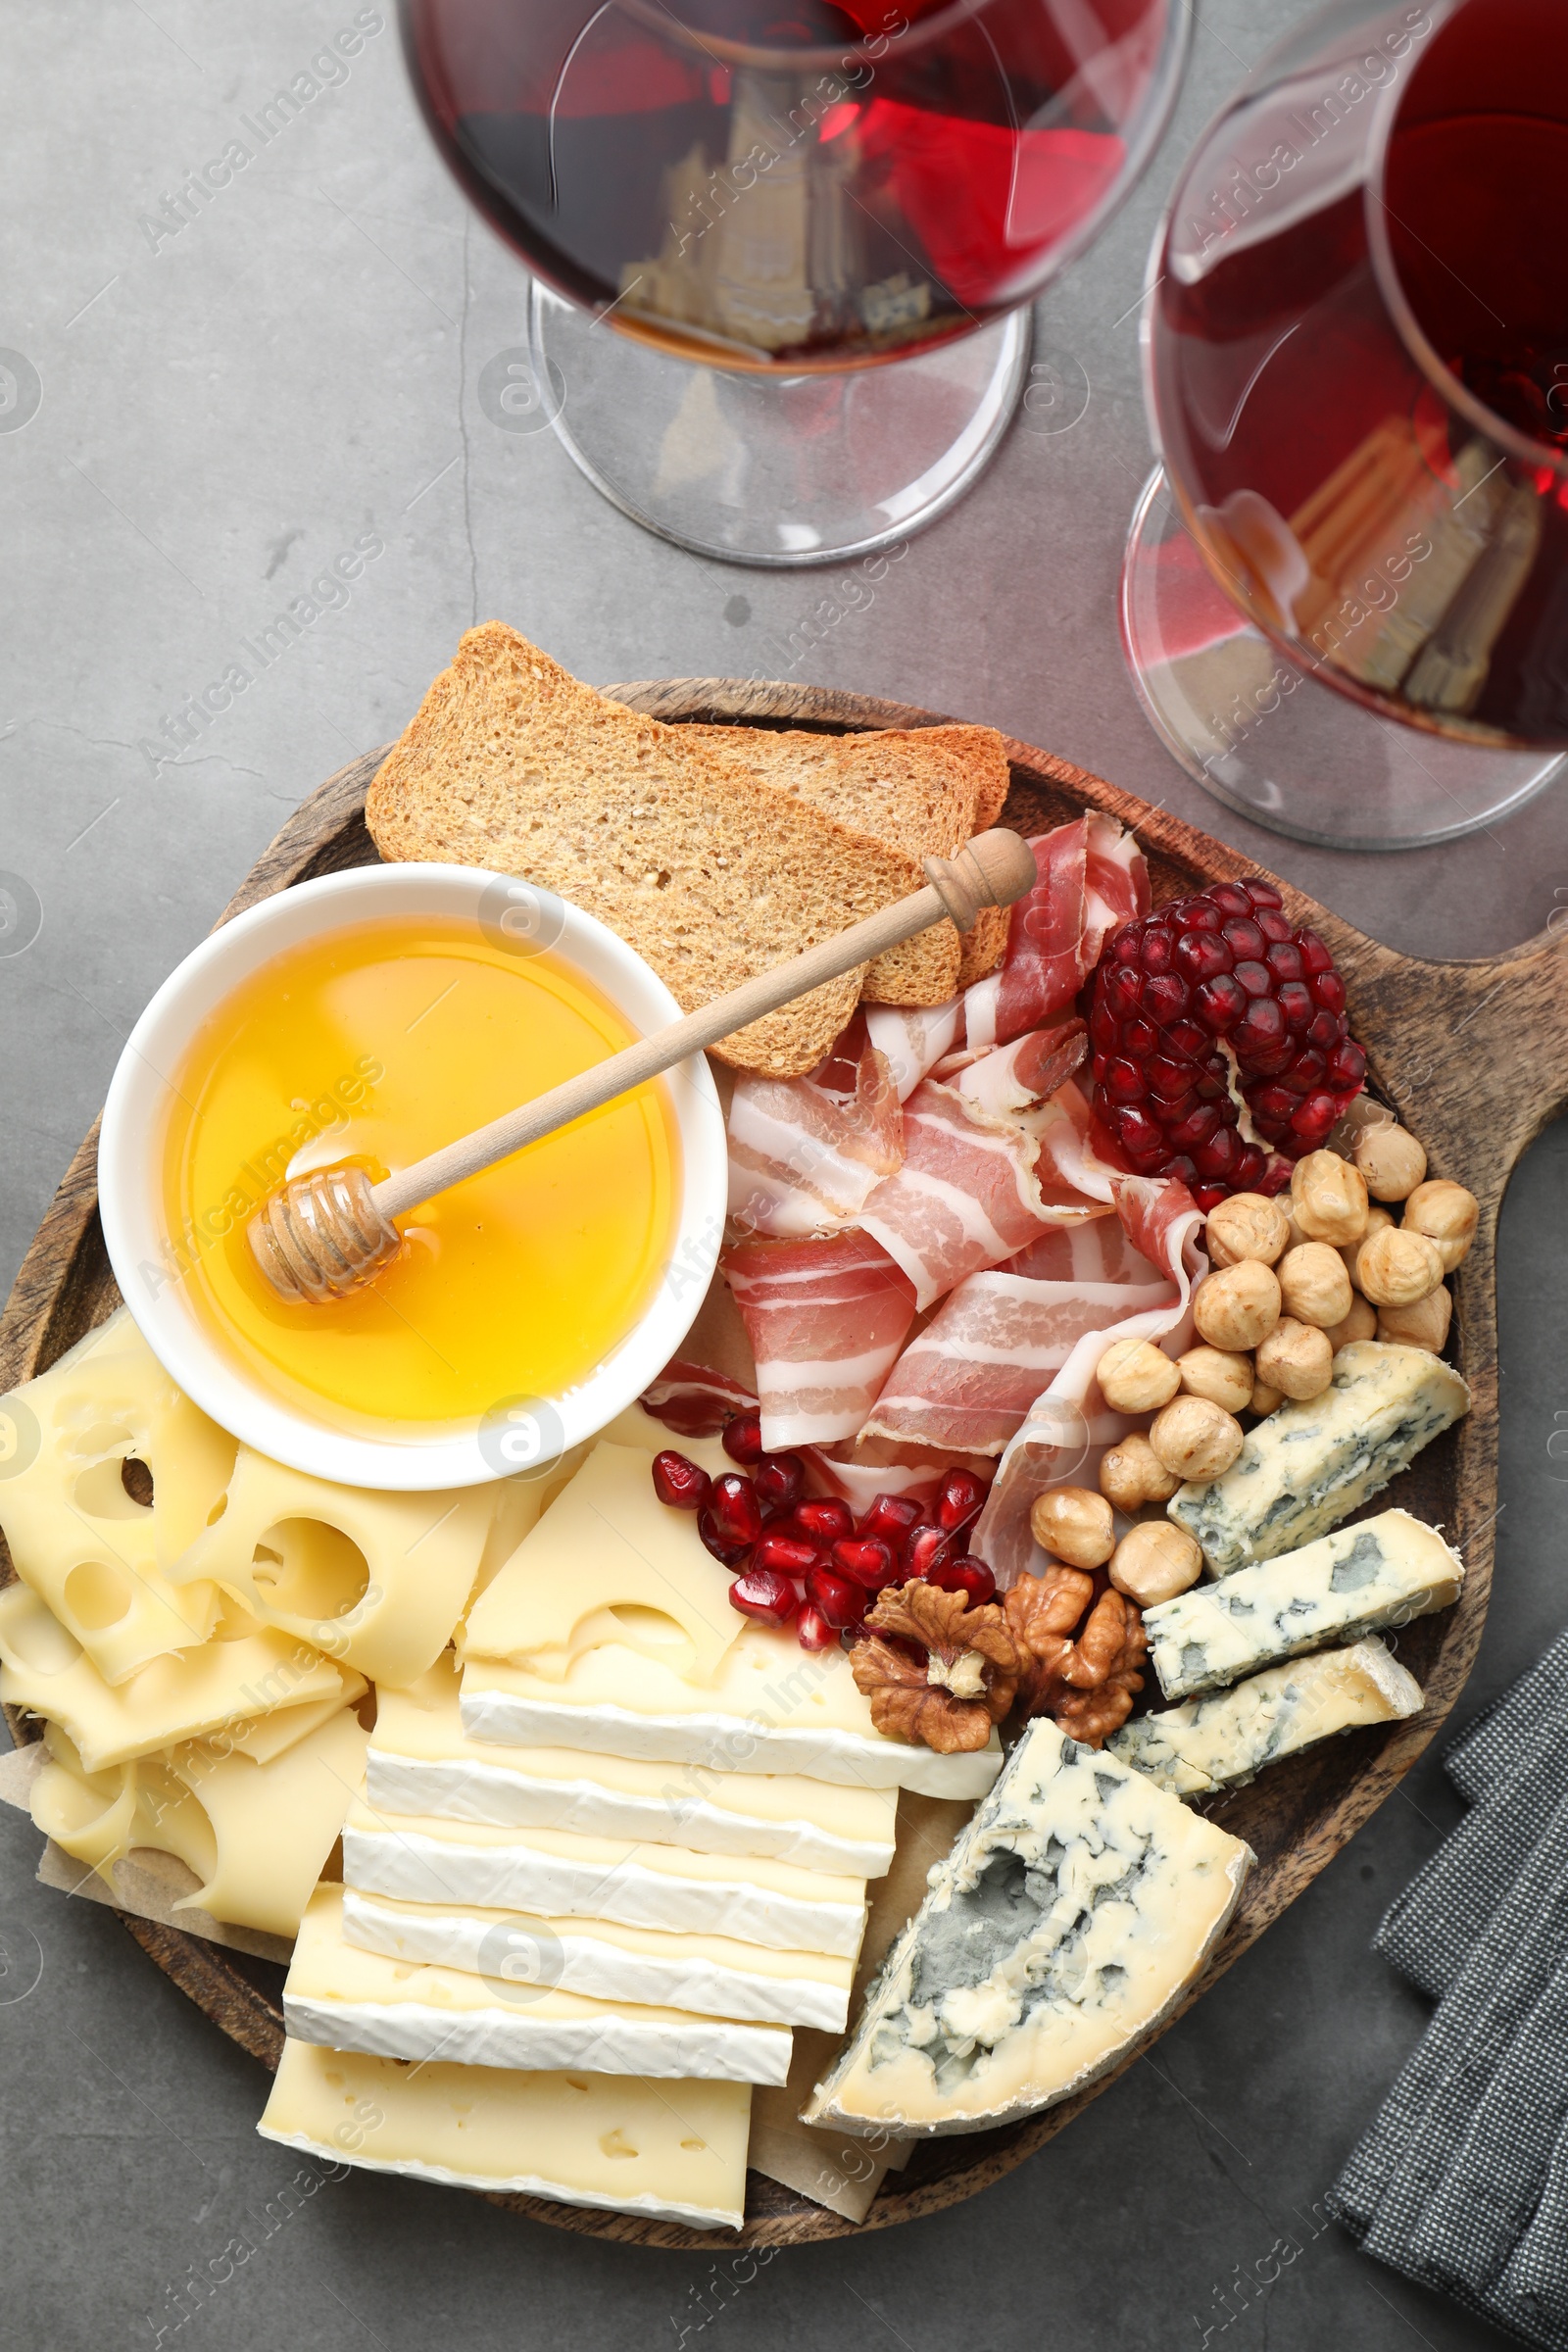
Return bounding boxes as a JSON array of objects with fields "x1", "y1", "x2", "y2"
[
  {"x1": 754, "y1": 1532, "x2": 823, "y2": 1579},
  {"x1": 1242, "y1": 878, "x2": 1284, "y2": 907},
  {"x1": 1196, "y1": 974, "x2": 1248, "y2": 1032},
  {"x1": 1142, "y1": 927, "x2": 1176, "y2": 973},
  {"x1": 805, "y1": 1564, "x2": 867, "y2": 1628},
  {"x1": 1194, "y1": 1059, "x2": 1229, "y2": 1099},
  {"x1": 729, "y1": 1566, "x2": 800, "y2": 1627},
  {"x1": 1168, "y1": 1017, "x2": 1208, "y2": 1059},
  {"x1": 1257, "y1": 1159, "x2": 1293, "y2": 1195},
  {"x1": 1148, "y1": 1054, "x2": 1196, "y2": 1100},
  {"x1": 1306, "y1": 1008, "x2": 1341, "y2": 1050},
  {"x1": 707, "y1": 1473, "x2": 763, "y2": 1549},
  {"x1": 793, "y1": 1496, "x2": 855, "y2": 1543},
  {"x1": 1102, "y1": 964, "x2": 1141, "y2": 1018},
  {"x1": 1233, "y1": 997, "x2": 1288, "y2": 1054},
  {"x1": 652, "y1": 1450, "x2": 710, "y2": 1511},
  {"x1": 1194, "y1": 1124, "x2": 1241, "y2": 1181},
  {"x1": 1122, "y1": 1015, "x2": 1158, "y2": 1057},
  {"x1": 1278, "y1": 981, "x2": 1314, "y2": 1032},
  {"x1": 1233, "y1": 958, "x2": 1273, "y2": 999},
  {"x1": 858, "y1": 1494, "x2": 922, "y2": 1546},
  {"x1": 1167, "y1": 1102, "x2": 1223, "y2": 1152},
  {"x1": 906, "y1": 1523, "x2": 955, "y2": 1578},
  {"x1": 795, "y1": 1602, "x2": 840, "y2": 1652},
  {"x1": 1141, "y1": 971, "x2": 1190, "y2": 1024},
  {"x1": 1233, "y1": 1144, "x2": 1267, "y2": 1189},
  {"x1": 721, "y1": 1411, "x2": 765, "y2": 1465},
  {"x1": 831, "y1": 1536, "x2": 898, "y2": 1591},
  {"x1": 1102, "y1": 1056, "x2": 1145, "y2": 1102},
  {"x1": 1175, "y1": 931, "x2": 1234, "y2": 982},
  {"x1": 1250, "y1": 1082, "x2": 1297, "y2": 1124},
  {"x1": 752, "y1": 1452, "x2": 805, "y2": 1514},
  {"x1": 1193, "y1": 1182, "x2": 1230, "y2": 1212},
  {"x1": 1282, "y1": 1048, "x2": 1328, "y2": 1094},
  {"x1": 1221, "y1": 915, "x2": 1266, "y2": 960},
  {"x1": 1107, "y1": 922, "x2": 1143, "y2": 964},
  {"x1": 1165, "y1": 1153, "x2": 1200, "y2": 1187},
  {"x1": 1265, "y1": 942, "x2": 1303, "y2": 985},
  {"x1": 926, "y1": 1557, "x2": 997, "y2": 1606},
  {"x1": 1328, "y1": 1040, "x2": 1366, "y2": 1089},
  {"x1": 1311, "y1": 970, "x2": 1348, "y2": 1014},
  {"x1": 1089, "y1": 1000, "x2": 1119, "y2": 1054},
  {"x1": 1182, "y1": 900, "x2": 1223, "y2": 931},
  {"x1": 698, "y1": 1508, "x2": 752, "y2": 1566},
  {"x1": 937, "y1": 1468, "x2": 986, "y2": 1532},
  {"x1": 1297, "y1": 928, "x2": 1334, "y2": 976},
  {"x1": 1209, "y1": 883, "x2": 1254, "y2": 917},
  {"x1": 1291, "y1": 1091, "x2": 1340, "y2": 1144}
]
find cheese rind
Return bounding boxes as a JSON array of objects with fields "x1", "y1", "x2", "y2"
[
  {"x1": 340, "y1": 1802, "x2": 867, "y2": 1956},
  {"x1": 283, "y1": 1887, "x2": 789, "y2": 2084},
  {"x1": 803, "y1": 1719, "x2": 1252, "y2": 2135},
  {"x1": 1143, "y1": 1509, "x2": 1462, "y2": 1702},
  {"x1": 1108, "y1": 1640, "x2": 1424, "y2": 1797},
  {"x1": 341, "y1": 1888, "x2": 855, "y2": 2031},
  {"x1": 461, "y1": 1641, "x2": 1004, "y2": 1798},
  {"x1": 1168, "y1": 1342, "x2": 1469, "y2": 1573},
  {"x1": 370, "y1": 1657, "x2": 898, "y2": 1875},
  {"x1": 258, "y1": 2037, "x2": 751, "y2": 2230}
]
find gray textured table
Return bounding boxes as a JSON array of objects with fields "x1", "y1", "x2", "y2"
[{"x1": 2, "y1": 5, "x2": 1563, "y2": 2345}]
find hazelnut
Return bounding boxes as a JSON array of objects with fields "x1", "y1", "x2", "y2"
[
  {"x1": 1107, "y1": 1520, "x2": 1204, "y2": 1606},
  {"x1": 1098, "y1": 1435, "x2": 1181, "y2": 1513},
  {"x1": 1193, "y1": 1259, "x2": 1282, "y2": 1351},
  {"x1": 1291, "y1": 1151, "x2": 1370, "y2": 1246},
  {"x1": 1356, "y1": 1225, "x2": 1444, "y2": 1308},
  {"x1": 1149, "y1": 1396, "x2": 1246, "y2": 1484},
  {"x1": 1324, "y1": 1295, "x2": 1379, "y2": 1351},
  {"x1": 1352, "y1": 1123, "x2": 1428, "y2": 1201},
  {"x1": 1378, "y1": 1283, "x2": 1453, "y2": 1353},
  {"x1": 1277, "y1": 1242, "x2": 1353, "y2": 1331},
  {"x1": 1029, "y1": 1485, "x2": 1115, "y2": 1570},
  {"x1": 1177, "y1": 1346, "x2": 1255, "y2": 1415},
  {"x1": 1339, "y1": 1205, "x2": 1393, "y2": 1287},
  {"x1": 1254, "y1": 1316, "x2": 1334, "y2": 1400},
  {"x1": 1097, "y1": 1337, "x2": 1181, "y2": 1414},
  {"x1": 1403, "y1": 1179, "x2": 1479, "y2": 1273},
  {"x1": 1204, "y1": 1193, "x2": 1290, "y2": 1268},
  {"x1": 1250, "y1": 1378, "x2": 1285, "y2": 1418}
]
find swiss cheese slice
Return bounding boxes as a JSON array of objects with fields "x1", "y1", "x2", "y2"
[
  {"x1": 340, "y1": 1799, "x2": 868, "y2": 1956},
  {"x1": 370, "y1": 1655, "x2": 899, "y2": 1876},
  {"x1": 804, "y1": 1720, "x2": 1253, "y2": 2134},
  {"x1": 0, "y1": 1581, "x2": 355, "y2": 1770},
  {"x1": 259, "y1": 2036, "x2": 751, "y2": 2230},
  {"x1": 283, "y1": 1886, "x2": 791, "y2": 2085},
  {"x1": 341, "y1": 1886, "x2": 856, "y2": 2032}
]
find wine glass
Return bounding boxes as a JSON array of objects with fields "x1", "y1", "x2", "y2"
[
  {"x1": 401, "y1": 0, "x2": 1189, "y2": 565},
  {"x1": 1120, "y1": 0, "x2": 1568, "y2": 850}
]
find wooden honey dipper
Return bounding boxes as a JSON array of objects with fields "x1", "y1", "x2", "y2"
[{"x1": 247, "y1": 828, "x2": 1039, "y2": 1305}]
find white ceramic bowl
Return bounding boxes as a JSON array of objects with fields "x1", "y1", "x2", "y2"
[{"x1": 99, "y1": 862, "x2": 727, "y2": 1491}]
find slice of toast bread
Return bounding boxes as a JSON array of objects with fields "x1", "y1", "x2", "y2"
[{"x1": 365, "y1": 626, "x2": 932, "y2": 1078}]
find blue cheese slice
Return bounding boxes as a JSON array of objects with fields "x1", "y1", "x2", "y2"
[
  {"x1": 801, "y1": 1720, "x2": 1251, "y2": 2136},
  {"x1": 283, "y1": 1886, "x2": 791, "y2": 2085},
  {"x1": 1143, "y1": 1509, "x2": 1462, "y2": 1703},
  {"x1": 259, "y1": 2038, "x2": 751, "y2": 2231},
  {"x1": 341, "y1": 1887, "x2": 856, "y2": 2032},
  {"x1": 1108, "y1": 1640, "x2": 1424, "y2": 1796},
  {"x1": 1167, "y1": 1342, "x2": 1469, "y2": 1574}
]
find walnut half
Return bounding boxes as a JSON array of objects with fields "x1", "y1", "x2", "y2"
[
  {"x1": 850, "y1": 1581, "x2": 1021, "y2": 1754},
  {"x1": 1004, "y1": 1565, "x2": 1148, "y2": 1748}
]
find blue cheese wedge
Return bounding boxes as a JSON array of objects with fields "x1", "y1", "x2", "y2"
[
  {"x1": 1168, "y1": 1341, "x2": 1469, "y2": 1574},
  {"x1": 801, "y1": 1720, "x2": 1251, "y2": 2136},
  {"x1": 1143, "y1": 1509, "x2": 1462, "y2": 1703},
  {"x1": 1108, "y1": 1640, "x2": 1424, "y2": 1797}
]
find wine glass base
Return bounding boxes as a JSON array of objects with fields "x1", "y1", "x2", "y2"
[
  {"x1": 528, "y1": 282, "x2": 1030, "y2": 569},
  {"x1": 1119, "y1": 467, "x2": 1565, "y2": 852}
]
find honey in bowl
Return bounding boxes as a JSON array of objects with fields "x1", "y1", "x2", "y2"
[{"x1": 159, "y1": 913, "x2": 681, "y2": 1441}]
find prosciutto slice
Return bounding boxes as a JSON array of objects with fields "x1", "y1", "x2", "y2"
[
  {"x1": 858, "y1": 1067, "x2": 1107, "y2": 1314},
  {"x1": 863, "y1": 1003, "x2": 963, "y2": 1102},
  {"x1": 639, "y1": 1360, "x2": 759, "y2": 1439},
  {"x1": 970, "y1": 1174, "x2": 1208, "y2": 1589},
  {"x1": 726, "y1": 1026, "x2": 904, "y2": 1239},
  {"x1": 722, "y1": 1231, "x2": 918, "y2": 1450},
  {"x1": 1082, "y1": 813, "x2": 1151, "y2": 969},
  {"x1": 859, "y1": 1207, "x2": 1174, "y2": 1457}
]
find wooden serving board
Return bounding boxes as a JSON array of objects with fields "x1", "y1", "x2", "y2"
[{"x1": 3, "y1": 679, "x2": 1565, "y2": 2250}]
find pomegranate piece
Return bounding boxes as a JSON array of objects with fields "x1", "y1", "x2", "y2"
[
  {"x1": 753, "y1": 1532, "x2": 824, "y2": 1580},
  {"x1": 729, "y1": 1565, "x2": 801, "y2": 1627},
  {"x1": 793, "y1": 1496, "x2": 856, "y2": 1544},
  {"x1": 830, "y1": 1536, "x2": 898, "y2": 1592},
  {"x1": 705, "y1": 1473, "x2": 763, "y2": 1550},
  {"x1": 720, "y1": 1411, "x2": 765, "y2": 1465},
  {"x1": 1089, "y1": 877, "x2": 1363, "y2": 1195},
  {"x1": 936, "y1": 1468, "x2": 986, "y2": 1533},
  {"x1": 857, "y1": 1493, "x2": 923, "y2": 1549},
  {"x1": 795, "y1": 1602, "x2": 841, "y2": 1652},
  {"x1": 925, "y1": 1556, "x2": 998, "y2": 1606},
  {"x1": 697, "y1": 1508, "x2": 751, "y2": 1567},
  {"x1": 651, "y1": 1450, "x2": 710, "y2": 1512},
  {"x1": 905, "y1": 1523, "x2": 956, "y2": 1579},
  {"x1": 804, "y1": 1564, "x2": 868, "y2": 1628},
  {"x1": 752, "y1": 1451, "x2": 806, "y2": 1516}
]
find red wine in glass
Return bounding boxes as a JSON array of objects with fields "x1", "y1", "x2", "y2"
[
  {"x1": 1148, "y1": 0, "x2": 1568, "y2": 749},
  {"x1": 403, "y1": 0, "x2": 1173, "y2": 372}
]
